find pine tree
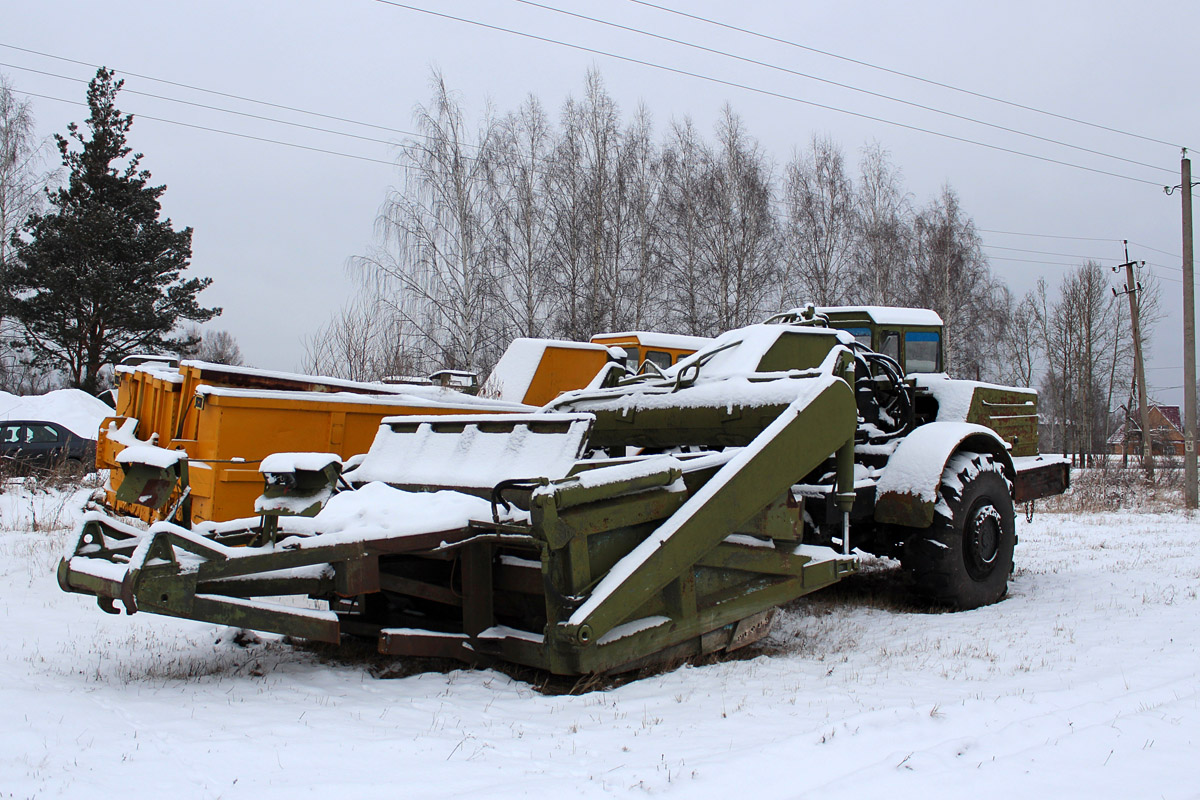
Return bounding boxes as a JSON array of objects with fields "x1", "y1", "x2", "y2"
[{"x1": 3, "y1": 68, "x2": 218, "y2": 393}]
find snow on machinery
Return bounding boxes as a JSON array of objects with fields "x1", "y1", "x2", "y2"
[
  {"x1": 94, "y1": 332, "x2": 689, "y2": 527},
  {"x1": 59, "y1": 307, "x2": 1068, "y2": 676}
]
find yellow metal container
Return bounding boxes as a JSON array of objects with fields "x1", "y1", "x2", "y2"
[{"x1": 100, "y1": 362, "x2": 529, "y2": 524}]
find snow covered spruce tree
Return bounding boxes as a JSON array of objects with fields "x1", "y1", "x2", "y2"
[{"x1": 4, "y1": 68, "x2": 218, "y2": 393}]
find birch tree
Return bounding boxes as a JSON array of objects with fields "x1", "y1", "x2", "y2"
[
  {"x1": 360, "y1": 72, "x2": 502, "y2": 374},
  {"x1": 850, "y1": 142, "x2": 911, "y2": 305},
  {"x1": 781, "y1": 135, "x2": 856, "y2": 307},
  {"x1": 492, "y1": 95, "x2": 554, "y2": 339}
]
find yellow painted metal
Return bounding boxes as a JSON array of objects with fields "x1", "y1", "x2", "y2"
[
  {"x1": 589, "y1": 332, "x2": 709, "y2": 370},
  {"x1": 517, "y1": 344, "x2": 611, "y2": 406},
  {"x1": 99, "y1": 365, "x2": 522, "y2": 525}
]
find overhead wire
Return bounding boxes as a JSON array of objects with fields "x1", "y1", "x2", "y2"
[
  {"x1": 16, "y1": 82, "x2": 1187, "y2": 286},
  {"x1": 2, "y1": 62, "x2": 407, "y2": 151},
  {"x1": 511, "y1": 0, "x2": 1174, "y2": 176},
  {"x1": 978, "y1": 228, "x2": 1124, "y2": 242},
  {"x1": 367, "y1": 0, "x2": 1166, "y2": 188},
  {"x1": 17, "y1": 89, "x2": 402, "y2": 169},
  {"x1": 8, "y1": 27, "x2": 1187, "y2": 281},
  {"x1": 622, "y1": 0, "x2": 1185, "y2": 151},
  {"x1": 983, "y1": 244, "x2": 1122, "y2": 261},
  {"x1": 0, "y1": 42, "x2": 418, "y2": 140}
]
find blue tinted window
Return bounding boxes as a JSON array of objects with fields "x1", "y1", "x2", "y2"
[{"x1": 905, "y1": 331, "x2": 941, "y2": 373}]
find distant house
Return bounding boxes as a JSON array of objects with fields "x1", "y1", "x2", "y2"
[{"x1": 1108, "y1": 403, "x2": 1187, "y2": 456}]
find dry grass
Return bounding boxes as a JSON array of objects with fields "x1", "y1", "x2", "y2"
[{"x1": 1041, "y1": 457, "x2": 1187, "y2": 514}]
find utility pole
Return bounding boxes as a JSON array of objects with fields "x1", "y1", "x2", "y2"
[
  {"x1": 1165, "y1": 150, "x2": 1198, "y2": 508},
  {"x1": 1114, "y1": 242, "x2": 1153, "y2": 478}
]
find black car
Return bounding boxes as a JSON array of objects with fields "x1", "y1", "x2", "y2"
[{"x1": 0, "y1": 420, "x2": 97, "y2": 472}]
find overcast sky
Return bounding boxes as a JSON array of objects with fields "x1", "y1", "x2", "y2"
[{"x1": 4, "y1": 0, "x2": 1196, "y2": 404}]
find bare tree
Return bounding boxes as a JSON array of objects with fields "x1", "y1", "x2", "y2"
[
  {"x1": 0, "y1": 74, "x2": 57, "y2": 392},
  {"x1": 659, "y1": 117, "x2": 708, "y2": 333},
  {"x1": 781, "y1": 135, "x2": 856, "y2": 307},
  {"x1": 358, "y1": 72, "x2": 502, "y2": 375},
  {"x1": 545, "y1": 71, "x2": 622, "y2": 340},
  {"x1": 0, "y1": 74, "x2": 54, "y2": 270},
  {"x1": 997, "y1": 286, "x2": 1045, "y2": 389},
  {"x1": 179, "y1": 326, "x2": 244, "y2": 366},
  {"x1": 1040, "y1": 262, "x2": 1127, "y2": 463},
  {"x1": 491, "y1": 95, "x2": 555, "y2": 340},
  {"x1": 300, "y1": 294, "x2": 413, "y2": 382},
  {"x1": 909, "y1": 185, "x2": 1004, "y2": 378},
  {"x1": 615, "y1": 104, "x2": 667, "y2": 330},
  {"x1": 691, "y1": 105, "x2": 777, "y2": 334},
  {"x1": 850, "y1": 142, "x2": 911, "y2": 305}
]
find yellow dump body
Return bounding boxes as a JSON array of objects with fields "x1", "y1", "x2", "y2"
[{"x1": 99, "y1": 361, "x2": 531, "y2": 524}]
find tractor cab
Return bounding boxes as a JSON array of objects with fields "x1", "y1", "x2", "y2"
[
  {"x1": 590, "y1": 331, "x2": 714, "y2": 373},
  {"x1": 814, "y1": 307, "x2": 944, "y2": 375}
]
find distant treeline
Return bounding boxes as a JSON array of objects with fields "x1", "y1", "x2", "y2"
[{"x1": 301, "y1": 69, "x2": 1154, "y2": 464}]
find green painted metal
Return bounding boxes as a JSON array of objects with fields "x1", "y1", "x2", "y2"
[
  {"x1": 554, "y1": 374, "x2": 857, "y2": 648},
  {"x1": 963, "y1": 386, "x2": 1040, "y2": 457},
  {"x1": 114, "y1": 461, "x2": 179, "y2": 510},
  {"x1": 57, "y1": 309, "x2": 1067, "y2": 677}
]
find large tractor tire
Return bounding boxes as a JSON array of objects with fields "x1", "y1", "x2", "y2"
[{"x1": 903, "y1": 451, "x2": 1015, "y2": 609}]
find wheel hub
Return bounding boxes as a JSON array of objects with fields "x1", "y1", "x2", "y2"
[{"x1": 965, "y1": 503, "x2": 1003, "y2": 578}]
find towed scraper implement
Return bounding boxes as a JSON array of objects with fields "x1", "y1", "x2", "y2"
[
  {"x1": 60, "y1": 328, "x2": 863, "y2": 675},
  {"x1": 59, "y1": 314, "x2": 1068, "y2": 675}
]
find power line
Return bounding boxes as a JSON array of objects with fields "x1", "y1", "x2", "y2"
[
  {"x1": 1129, "y1": 240, "x2": 1183, "y2": 260},
  {"x1": 2, "y1": 62, "x2": 406, "y2": 151},
  {"x1": 368, "y1": 0, "x2": 1166, "y2": 188},
  {"x1": 985, "y1": 254, "x2": 1182, "y2": 284},
  {"x1": 978, "y1": 228, "x2": 1123, "y2": 242},
  {"x1": 16, "y1": 82, "x2": 1186, "y2": 288},
  {"x1": 983, "y1": 243, "x2": 1121, "y2": 261},
  {"x1": 979, "y1": 230, "x2": 1186, "y2": 273},
  {"x1": 17, "y1": 89, "x2": 402, "y2": 168},
  {"x1": 982, "y1": 244, "x2": 1184, "y2": 275},
  {"x1": 511, "y1": 0, "x2": 1174, "y2": 176},
  {"x1": 0, "y1": 42, "x2": 416, "y2": 140},
  {"x1": 623, "y1": 0, "x2": 1185, "y2": 151}
]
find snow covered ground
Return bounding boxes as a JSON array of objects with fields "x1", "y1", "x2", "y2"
[{"x1": 1, "y1": 479, "x2": 1196, "y2": 799}]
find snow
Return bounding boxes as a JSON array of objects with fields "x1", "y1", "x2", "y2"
[
  {"x1": 0, "y1": 388, "x2": 112, "y2": 439},
  {"x1": 569, "y1": 373, "x2": 844, "y2": 626},
  {"x1": 590, "y1": 331, "x2": 714, "y2": 350},
  {"x1": 815, "y1": 305, "x2": 945, "y2": 326},
  {"x1": 258, "y1": 452, "x2": 341, "y2": 473},
  {"x1": 196, "y1": 385, "x2": 530, "y2": 413},
  {"x1": 345, "y1": 413, "x2": 593, "y2": 489},
  {"x1": 275, "y1": 481, "x2": 496, "y2": 546},
  {"x1": 115, "y1": 443, "x2": 186, "y2": 469},
  {"x1": 667, "y1": 324, "x2": 842, "y2": 380},
  {"x1": 482, "y1": 338, "x2": 609, "y2": 404},
  {"x1": 4, "y1": 478, "x2": 1199, "y2": 798},
  {"x1": 875, "y1": 422, "x2": 1003, "y2": 503},
  {"x1": 914, "y1": 373, "x2": 1035, "y2": 421},
  {"x1": 177, "y1": 359, "x2": 421, "y2": 394}
]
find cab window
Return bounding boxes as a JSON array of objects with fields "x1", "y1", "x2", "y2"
[
  {"x1": 844, "y1": 327, "x2": 872, "y2": 348},
  {"x1": 905, "y1": 331, "x2": 941, "y2": 373},
  {"x1": 880, "y1": 331, "x2": 900, "y2": 362},
  {"x1": 624, "y1": 347, "x2": 641, "y2": 371},
  {"x1": 645, "y1": 350, "x2": 672, "y2": 370}
]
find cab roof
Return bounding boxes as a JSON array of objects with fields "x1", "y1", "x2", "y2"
[{"x1": 817, "y1": 306, "x2": 943, "y2": 327}]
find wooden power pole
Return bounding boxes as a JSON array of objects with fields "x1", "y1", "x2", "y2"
[
  {"x1": 1166, "y1": 151, "x2": 1198, "y2": 507},
  {"x1": 1181, "y1": 153, "x2": 1197, "y2": 507},
  {"x1": 1116, "y1": 242, "x2": 1153, "y2": 478}
]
